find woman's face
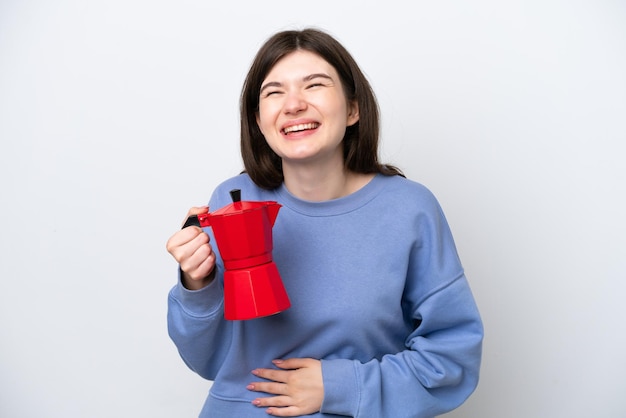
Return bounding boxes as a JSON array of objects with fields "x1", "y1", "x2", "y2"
[{"x1": 256, "y1": 50, "x2": 359, "y2": 169}]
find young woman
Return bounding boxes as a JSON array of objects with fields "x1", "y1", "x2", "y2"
[{"x1": 166, "y1": 28, "x2": 483, "y2": 418}]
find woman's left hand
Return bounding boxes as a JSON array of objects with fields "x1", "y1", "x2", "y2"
[{"x1": 247, "y1": 358, "x2": 324, "y2": 416}]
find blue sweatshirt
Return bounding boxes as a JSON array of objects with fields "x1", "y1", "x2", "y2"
[{"x1": 168, "y1": 173, "x2": 483, "y2": 418}]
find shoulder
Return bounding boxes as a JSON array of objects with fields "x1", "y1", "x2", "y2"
[
  {"x1": 369, "y1": 175, "x2": 454, "y2": 232},
  {"x1": 377, "y1": 174, "x2": 441, "y2": 209}
]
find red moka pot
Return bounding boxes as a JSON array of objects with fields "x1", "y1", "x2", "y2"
[{"x1": 183, "y1": 189, "x2": 290, "y2": 320}]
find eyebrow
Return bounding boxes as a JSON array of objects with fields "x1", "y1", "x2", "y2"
[
  {"x1": 303, "y1": 73, "x2": 333, "y2": 83},
  {"x1": 260, "y1": 73, "x2": 334, "y2": 94}
]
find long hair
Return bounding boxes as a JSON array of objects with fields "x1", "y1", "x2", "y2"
[{"x1": 240, "y1": 28, "x2": 403, "y2": 189}]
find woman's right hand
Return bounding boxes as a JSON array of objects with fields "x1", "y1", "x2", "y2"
[{"x1": 166, "y1": 206, "x2": 216, "y2": 290}]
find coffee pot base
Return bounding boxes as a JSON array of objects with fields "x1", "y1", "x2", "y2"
[{"x1": 223, "y1": 262, "x2": 291, "y2": 320}]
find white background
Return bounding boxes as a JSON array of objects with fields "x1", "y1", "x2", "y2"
[{"x1": 1, "y1": 1, "x2": 625, "y2": 417}]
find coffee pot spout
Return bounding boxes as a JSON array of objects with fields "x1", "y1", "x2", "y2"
[{"x1": 267, "y1": 202, "x2": 281, "y2": 226}]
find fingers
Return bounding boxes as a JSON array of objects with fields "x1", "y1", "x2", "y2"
[
  {"x1": 250, "y1": 391, "x2": 300, "y2": 416},
  {"x1": 166, "y1": 206, "x2": 210, "y2": 258},
  {"x1": 265, "y1": 406, "x2": 301, "y2": 417},
  {"x1": 251, "y1": 395, "x2": 300, "y2": 416},
  {"x1": 247, "y1": 381, "x2": 287, "y2": 396},
  {"x1": 166, "y1": 226, "x2": 209, "y2": 261},
  {"x1": 179, "y1": 236, "x2": 215, "y2": 280},
  {"x1": 166, "y1": 225, "x2": 202, "y2": 251},
  {"x1": 251, "y1": 366, "x2": 290, "y2": 384},
  {"x1": 271, "y1": 358, "x2": 312, "y2": 370},
  {"x1": 247, "y1": 359, "x2": 324, "y2": 416},
  {"x1": 166, "y1": 206, "x2": 216, "y2": 289},
  {"x1": 249, "y1": 358, "x2": 319, "y2": 385}
]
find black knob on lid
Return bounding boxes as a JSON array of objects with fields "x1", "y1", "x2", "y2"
[{"x1": 230, "y1": 189, "x2": 241, "y2": 203}]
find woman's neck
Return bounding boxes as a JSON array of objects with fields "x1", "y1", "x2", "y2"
[{"x1": 282, "y1": 162, "x2": 375, "y2": 202}]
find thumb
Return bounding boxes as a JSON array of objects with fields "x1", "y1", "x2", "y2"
[
  {"x1": 187, "y1": 205, "x2": 209, "y2": 217},
  {"x1": 181, "y1": 206, "x2": 209, "y2": 228}
]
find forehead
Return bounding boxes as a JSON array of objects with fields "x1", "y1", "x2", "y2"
[{"x1": 263, "y1": 50, "x2": 337, "y2": 81}]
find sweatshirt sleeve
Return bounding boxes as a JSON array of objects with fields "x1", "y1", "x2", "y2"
[
  {"x1": 167, "y1": 268, "x2": 232, "y2": 380},
  {"x1": 166, "y1": 185, "x2": 238, "y2": 381},
  {"x1": 320, "y1": 188, "x2": 483, "y2": 418}
]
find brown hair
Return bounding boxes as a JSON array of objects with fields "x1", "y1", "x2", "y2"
[{"x1": 240, "y1": 28, "x2": 403, "y2": 189}]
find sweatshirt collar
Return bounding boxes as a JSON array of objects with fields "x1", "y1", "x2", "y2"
[{"x1": 275, "y1": 174, "x2": 387, "y2": 216}]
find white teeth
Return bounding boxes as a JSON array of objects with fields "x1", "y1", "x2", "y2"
[{"x1": 283, "y1": 123, "x2": 319, "y2": 134}]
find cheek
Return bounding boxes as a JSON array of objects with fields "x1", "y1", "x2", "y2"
[
  {"x1": 257, "y1": 117, "x2": 271, "y2": 138},
  {"x1": 256, "y1": 113, "x2": 271, "y2": 137},
  {"x1": 256, "y1": 104, "x2": 278, "y2": 134}
]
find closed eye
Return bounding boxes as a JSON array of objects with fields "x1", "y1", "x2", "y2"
[
  {"x1": 260, "y1": 81, "x2": 284, "y2": 98},
  {"x1": 261, "y1": 89, "x2": 285, "y2": 98}
]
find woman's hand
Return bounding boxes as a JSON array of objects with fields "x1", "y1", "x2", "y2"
[
  {"x1": 247, "y1": 358, "x2": 324, "y2": 416},
  {"x1": 165, "y1": 206, "x2": 215, "y2": 290}
]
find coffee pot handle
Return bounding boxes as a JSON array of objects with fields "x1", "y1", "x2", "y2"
[{"x1": 182, "y1": 212, "x2": 211, "y2": 229}]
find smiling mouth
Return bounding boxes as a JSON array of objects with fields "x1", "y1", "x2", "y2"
[{"x1": 282, "y1": 122, "x2": 320, "y2": 134}]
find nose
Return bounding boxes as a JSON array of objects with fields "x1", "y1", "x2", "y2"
[{"x1": 283, "y1": 90, "x2": 307, "y2": 115}]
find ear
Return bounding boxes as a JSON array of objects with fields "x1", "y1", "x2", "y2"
[{"x1": 346, "y1": 100, "x2": 359, "y2": 127}]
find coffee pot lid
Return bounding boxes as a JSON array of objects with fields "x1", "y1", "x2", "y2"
[{"x1": 210, "y1": 189, "x2": 279, "y2": 216}]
